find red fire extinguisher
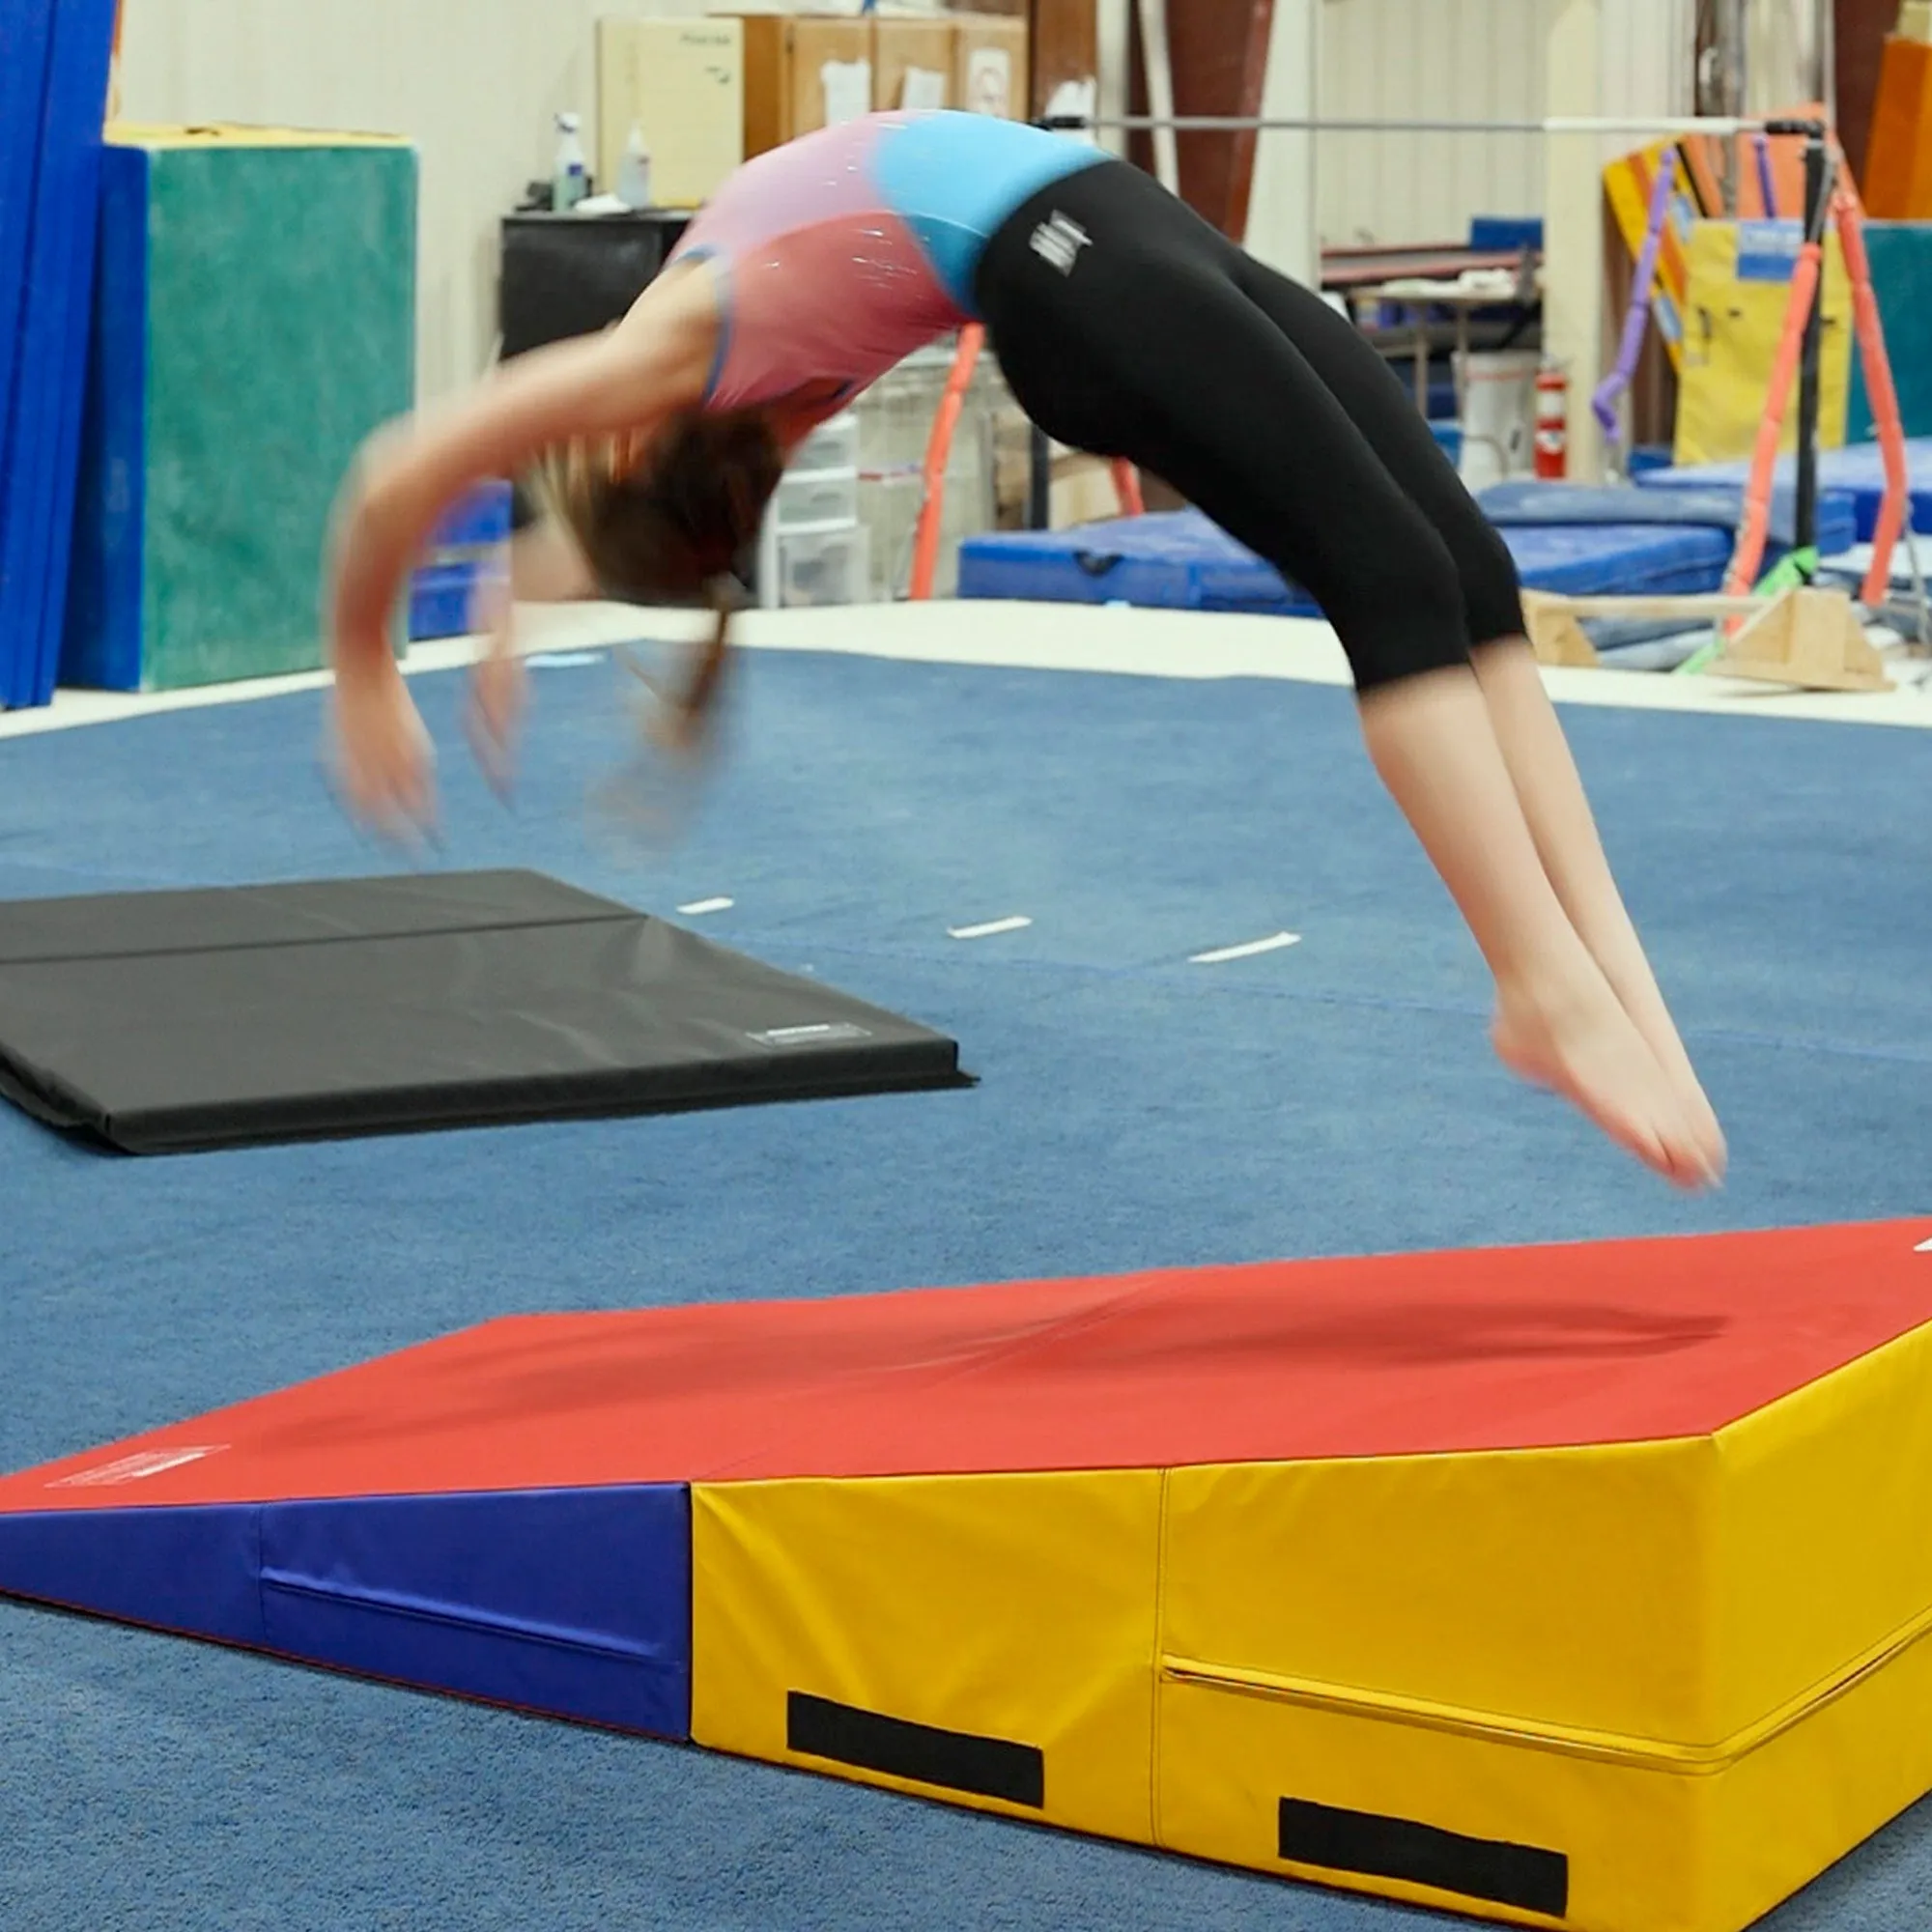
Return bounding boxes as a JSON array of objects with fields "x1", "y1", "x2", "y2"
[{"x1": 1534, "y1": 362, "x2": 1569, "y2": 479}]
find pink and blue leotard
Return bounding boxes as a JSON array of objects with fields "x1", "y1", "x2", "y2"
[{"x1": 667, "y1": 110, "x2": 1106, "y2": 413}]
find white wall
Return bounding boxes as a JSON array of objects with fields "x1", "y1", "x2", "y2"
[
  {"x1": 1314, "y1": 0, "x2": 1558, "y2": 248},
  {"x1": 1539, "y1": 0, "x2": 1694, "y2": 478},
  {"x1": 1745, "y1": 0, "x2": 1825, "y2": 114},
  {"x1": 1311, "y1": 0, "x2": 1692, "y2": 248},
  {"x1": 1245, "y1": 0, "x2": 1317, "y2": 285},
  {"x1": 116, "y1": 0, "x2": 721, "y2": 404},
  {"x1": 118, "y1": 0, "x2": 1700, "y2": 407}
]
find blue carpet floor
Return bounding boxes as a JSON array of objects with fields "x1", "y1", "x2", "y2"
[{"x1": 3, "y1": 645, "x2": 1931, "y2": 1931}]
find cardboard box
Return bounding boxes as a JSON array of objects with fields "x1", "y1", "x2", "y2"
[
  {"x1": 871, "y1": 17, "x2": 955, "y2": 112},
  {"x1": 597, "y1": 17, "x2": 745, "y2": 209},
  {"x1": 738, "y1": 14, "x2": 874, "y2": 155},
  {"x1": 952, "y1": 13, "x2": 1029, "y2": 120}
]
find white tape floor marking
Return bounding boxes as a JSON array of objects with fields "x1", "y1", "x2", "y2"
[
  {"x1": 677, "y1": 897, "x2": 734, "y2": 916},
  {"x1": 949, "y1": 916, "x2": 1034, "y2": 940},
  {"x1": 1190, "y1": 931, "x2": 1303, "y2": 965}
]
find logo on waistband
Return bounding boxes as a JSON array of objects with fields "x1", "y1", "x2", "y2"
[{"x1": 1030, "y1": 212, "x2": 1091, "y2": 276}]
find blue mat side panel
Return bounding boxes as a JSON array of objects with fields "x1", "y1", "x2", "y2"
[
  {"x1": 0, "y1": 1502, "x2": 267, "y2": 1642},
  {"x1": 0, "y1": 0, "x2": 116, "y2": 708},
  {"x1": 0, "y1": 1485, "x2": 693, "y2": 1739},
  {"x1": 1637, "y1": 437, "x2": 1932, "y2": 542},
  {"x1": 958, "y1": 510, "x2": 1731, "y2": 614},
  {"x1": 259, "y1": 1486, "x2": 692, "y2": 1738},
  {"x1": 61, "y1": 143, "x2": 151, "y2": 694}
]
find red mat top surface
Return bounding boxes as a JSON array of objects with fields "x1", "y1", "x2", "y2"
[{"x1": 8, "y1": 1219, "x2": 1932, "y2": 1509}]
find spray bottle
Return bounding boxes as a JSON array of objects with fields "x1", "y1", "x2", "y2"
[
  {"x1": 616, "y1": 124, "x2": 653, "y2": 211},
  {"x1": 552, "y1": 111, "x2": 588, "y2": 213}
]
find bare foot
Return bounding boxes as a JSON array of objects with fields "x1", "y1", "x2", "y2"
[
  {"x1": 1626, "y1": 1019, "x2": 1726, "y2": 1184},
  {"x1": 1492, "y1": 979, "x2": 1720, "y2": 1190},
  {"x1": 1584, "y1": 966, "x2": 1728, "y2": 1182}
]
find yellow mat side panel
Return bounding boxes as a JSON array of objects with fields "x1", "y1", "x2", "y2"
[
  {"x1": 1673, "y1": 218, "x2": 1851, "y2": 467},
  {"x1": 1710, "y1": 1315, "x2": 1932, "y2": 1740},
  {"x1": 1699, "y1": 1610, "x2": 1932, "y2": 1932},
  {"x1": 1155, "y1": 1673, "x2": 1701, "y2": 1932},
  {"x1": 691, "y1": 1472, "x2": 1162, "y2": 1843},
  {"x1": 1151, "y1": 1593, "x2": 1932, "y2": 1932},
  {"x1": 1161, "y1": 1438, "x2": 1716, "y2": 1745}
]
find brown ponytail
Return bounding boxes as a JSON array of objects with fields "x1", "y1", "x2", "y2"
[
  {"x1": 654, "y1": 577, "x2": 737, "y2": 753},
  {"x1": 531, "y1": 410, "x2": 781, "y2": 755}
]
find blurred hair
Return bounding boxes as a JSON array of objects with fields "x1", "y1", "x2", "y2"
[{"x1": 530, "y1": 409, "x2": 782, "y2": 748}]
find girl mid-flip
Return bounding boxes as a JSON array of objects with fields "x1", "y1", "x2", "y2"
[{"x1": 326, "y1": 110, "x2": 1725, "y2": 1189}]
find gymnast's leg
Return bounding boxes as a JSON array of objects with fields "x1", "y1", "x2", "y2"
[
  {"x1": 1224, "y1": 253, "x2": 1722, "y2": 1174},
  {"x1": 976, "y1": 163, "x2": 1719, "y2": 1185}
]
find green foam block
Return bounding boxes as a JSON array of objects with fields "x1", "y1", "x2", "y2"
[
  {"x1": 1846, "y1": 220, "x2": 1932, "y2": 448},
  {"x1": 64, "y1": 128, "x2": 417, "y2": 691}
]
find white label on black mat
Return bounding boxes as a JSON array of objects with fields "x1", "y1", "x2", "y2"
[{"x1": 749, "y1": 1023, "x2": 873, "y2": 1049}]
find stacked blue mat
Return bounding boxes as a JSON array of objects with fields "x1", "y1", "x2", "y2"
[
  {"x1": 410, "y1": 481, "x2": 514, "y2": 642},
  {"x1": 956, "y1": 482, "x2": 1856, "y2": 619},
  {"x1": 0, "y1": 0, "x2": 118, "y2": 709},
  {"x1": 1636, "y1": 438, "x2": 1932, "y2": 543}
]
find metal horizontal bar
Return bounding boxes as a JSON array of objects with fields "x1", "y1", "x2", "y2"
[
  {"x1": 1040, "y1": 113, "x2": 1797, "y2": 137},
  {"x1": 1528, "y1": 594, "x2": 1772, "y2": 617}
]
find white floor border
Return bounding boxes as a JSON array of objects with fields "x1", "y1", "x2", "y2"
[{"x1": 7, "y1": 597, "x2": 1932, "y2": 740}]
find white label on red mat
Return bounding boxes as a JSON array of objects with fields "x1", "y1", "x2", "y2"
[{"x1": 47, "y1": 1446, "x2": 230, "y2": 1490}]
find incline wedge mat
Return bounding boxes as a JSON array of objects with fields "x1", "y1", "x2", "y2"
[
  {"x1": 5, "y1": 1221, "x2": 1932, "y2": 1930},
  {"x1": 0, "y1": 869, "x2": 965, "y2": 1151}
]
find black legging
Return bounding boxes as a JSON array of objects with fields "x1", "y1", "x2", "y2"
[{"x1": 973, "y1": 158, "x2": 1525, "y2": 692}]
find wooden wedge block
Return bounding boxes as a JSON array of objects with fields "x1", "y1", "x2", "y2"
[
  {"x1": 1520, "y1": 589, "x2": 1601, "y2": 668},
  {"x1": 1712, "y1": 586, "x2": 1893, "y2": 693}
]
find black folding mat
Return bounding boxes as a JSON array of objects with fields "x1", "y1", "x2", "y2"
[{"x1": 0, "y1": 870, "x2": 968, "y2": 1153}]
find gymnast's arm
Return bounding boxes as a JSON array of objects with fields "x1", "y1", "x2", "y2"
[
  {"x1": 324, "y1": 270, "x2": 719, "y2": 836},
  {"x1": 327, "y1": 269, "x2": 720, "y2": 677}
]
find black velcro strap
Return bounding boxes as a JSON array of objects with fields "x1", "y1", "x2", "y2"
[
  {"x1": 787, "y1": 1692, "x2": 1044, "y2": 1808},
  {"x1": 1278, "y1": 1797, "x2": 1569, "y2": 1918}
]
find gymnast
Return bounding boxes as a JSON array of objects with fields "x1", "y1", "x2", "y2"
[{"x1": 325, "y1": 108, "x2": 1725, "y2": 1190}]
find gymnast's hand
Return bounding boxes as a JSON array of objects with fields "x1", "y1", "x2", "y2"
[
  {"x1": 325, "y1": 431, "x2": 443, "y2": 844},
  {"x1": 329, "y1": 654, "x2": 438, "y2": 847},
  {"x1": 465, "y1": 578, "x2": 526, "y2": 803}
]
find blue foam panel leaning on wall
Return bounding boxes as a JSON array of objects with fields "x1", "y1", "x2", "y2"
[
  {"x1": 0, "y1": 0, "x2": 57, "y2": 707},
  {"x1": 0, "y1": 0, "x2": 118, "y2": 709}
]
